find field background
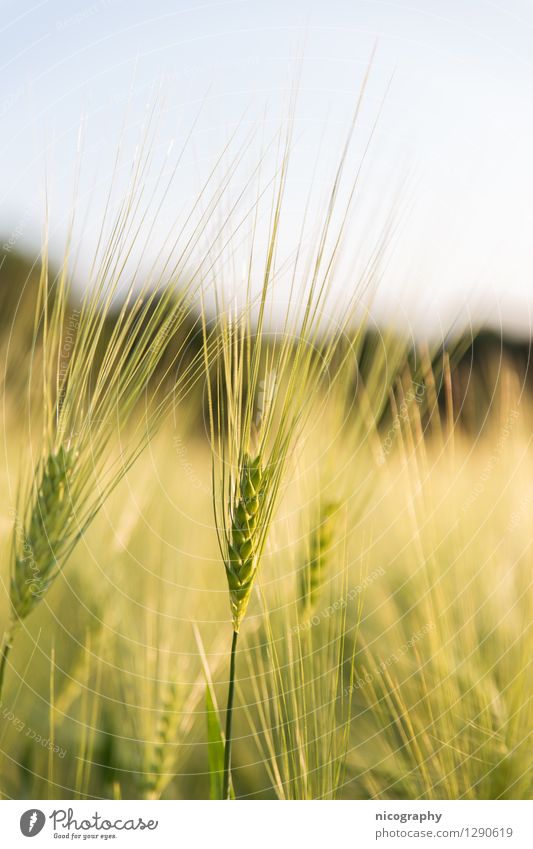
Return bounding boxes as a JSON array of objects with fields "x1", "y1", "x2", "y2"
[{"x1": 0, "y1": 251, "x2": 531, "y2": 800}]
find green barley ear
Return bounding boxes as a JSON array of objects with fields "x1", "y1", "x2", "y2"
[
  {"x1": 142, "y1": 680, "x2": 180, "y2": 800},
  {"x1": 11, "y1": 446, "x2": 78, "y2": 622},
  {"x1": 226, "y1": 454, "x2": 266, "y2": 632},
  {"x1": 299, "y1": 500, "x2": 339, "y2": 613}
]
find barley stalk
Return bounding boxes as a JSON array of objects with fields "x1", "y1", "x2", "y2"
[
  {"x1": 201, "y1": 57, "x2": 396, "y2": 798},
  {"x1": 222, "y1": 630, "x2": 239, "y2": 799}
]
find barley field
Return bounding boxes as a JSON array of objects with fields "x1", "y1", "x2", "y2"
[
  {"x1": 0, "y1": 303, "x2": 531, "y2": 800},
  {"x1": 0, "y1": 117, "x2": 531, "y2": 803}
]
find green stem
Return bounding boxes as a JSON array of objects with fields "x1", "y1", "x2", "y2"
[
  {"x1": 0, "y1": 626, "x2": 15, "y2": 703},
  {"x1": 222, "y1": 629, "x2": 239, "y2": 800}
]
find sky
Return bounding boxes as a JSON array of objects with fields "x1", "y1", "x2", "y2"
[{"x1": 1, "y1": 0, "x2": 533, "y2": 338}]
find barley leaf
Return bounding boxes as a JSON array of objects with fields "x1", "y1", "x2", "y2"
[{"x1": 206, "y1": 682, "x2": 234, "y2": 800}]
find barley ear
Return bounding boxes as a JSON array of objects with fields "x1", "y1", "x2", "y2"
[
  {"x1": 142, "y1": 681, "x2": 180, "y2": 800},
  {"x1": 299, "y1": 500, "x2": 339, "y2": 612},
  {"x1": 10, "y1": 446, "x2": 78, "y2": 622},
  {"x1": 226, "y1": 454, "x2": 265, "y2": 632}
]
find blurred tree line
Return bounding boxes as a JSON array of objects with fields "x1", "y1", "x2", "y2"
[{"x1": 1, "y1": 247, "x2": 530, "y2": 433}]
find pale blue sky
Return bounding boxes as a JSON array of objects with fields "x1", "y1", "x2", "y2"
[{"x1": 1, "y1": 0, "x2": 533, "y2": 335}]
